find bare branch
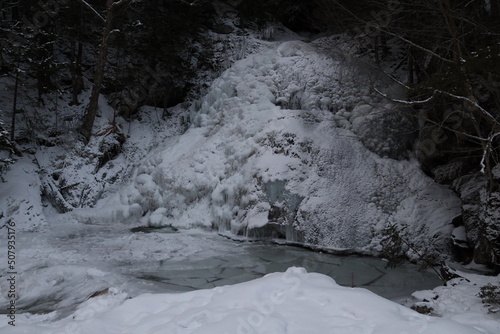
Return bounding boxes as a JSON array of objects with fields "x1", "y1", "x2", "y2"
[
  {"x1": 75, "y1": 0, "x2": 105, "y2": 22},
  {"x1": 380, "y1": 29, "x2": 455, "y2": 65},
  {"x1": 109, "y1": 0, "x2": 132, "y2": 10},
  {"x1": 376, "y1": 87, "x2": 500, "y2": 127},
  {"x1": 374, "y1": 88, "x2": 433, "y2": 105},
  {"x1": 326, "y1": 0, "x2": 455, "y2": 65},
  {"x1": 434, "y1": 90, "x2": 500, "y2": 127},
  {"x1": 375, "y1": 88, "x2": 499, "y2": 144}
]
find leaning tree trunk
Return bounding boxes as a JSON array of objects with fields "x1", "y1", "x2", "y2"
[
  {"x1": 10, "y1": 58, "x2": 20, "y2": 142},
  {"x1": 79, "y1": 7, "x2": 116, "y2": 142}
]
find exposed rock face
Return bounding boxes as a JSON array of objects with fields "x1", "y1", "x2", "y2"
[
  {"x1": 452, "y1": 174, "x2": 487, "y2": 249},
  {"x1": 418, "y1": 107, "x2": 500, "y2": 271},
  {"x1": 443, "y1": 168, "x2": 500, "y2": 271},
  {"x1": 477, "y1": 188, "x2": 500, "y2": 270}
]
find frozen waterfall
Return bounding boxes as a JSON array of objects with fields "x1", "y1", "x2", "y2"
[{"x1": 95, "y1": 38, "x2": 460, "y2": 255}]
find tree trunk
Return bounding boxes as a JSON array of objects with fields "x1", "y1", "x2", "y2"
[
  {"x1": 70, "y1": 40, "x2": 84, "y2": 105},
  {"x1": 407, "y1": 47, "x2": 414, "y2": 85},
  {"x1": 37, "y1": 68, "x2": 45, "y2": 104},
  {"x1": 491, "y1": 0, "x2": 500, "y2": 17},
  {"x1": 79, "y1": 7, "x2": 116, "y2": 142},
  {"x1": 10, "y1": 60, "x2": 19, "y2": 142}
]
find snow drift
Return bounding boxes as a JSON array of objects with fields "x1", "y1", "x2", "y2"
[{"x1": 0, "y1": 267, "x2": 488, "y2": 334}]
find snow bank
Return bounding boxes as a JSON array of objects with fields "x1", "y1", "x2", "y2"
[
  {"x1": 410, "y1": 270, "x2": 500, "y2": 333},
  {"x1": 0, "y1": 157, "x2": 46, "y2": 231},
  {"x1": 0, "y1": 267, "x2": 488, "y2": 334},
  {"x1": 89, "y1": 38, "x2": 460, "y2": 255}
]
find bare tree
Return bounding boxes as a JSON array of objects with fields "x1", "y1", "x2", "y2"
[
  {"x1": 79, "y1": 0, "x2": 131, "y2": 142},
  {"x1": 319, "y1": 0, "x2": 500, "y2": 190}
]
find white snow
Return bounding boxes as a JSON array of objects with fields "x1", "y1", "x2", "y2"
[
  {"x1": 0, "y1": 157, "x2": 46, "y2": 231},
  {"x1": 0, "y1": 267, "x2": 492, "y2": 334},
  {"x1": 410, "y1": 270, "x2": 500, "y2": 334}
]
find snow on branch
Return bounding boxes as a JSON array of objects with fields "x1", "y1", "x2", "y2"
[
  {"x1": 76, "y1": 0, "x2": 105, "y2": 22},
  {"x1": 376, "y1": 88, "x2": 499, "y2": 127},
  {"x1": 373, "y1": 88, "x2": 433, "y2": 105},
  {"x1": 377, "y1": 86, "x2": 500, "y2": 177},
  {"x1": 109, "y1": 0, "x2": 132, "y2": 9},
  {"x1": 480, "y1": 132, "x2": 500, "y2": 175},
  {"x1": 374, "y1": 88, "x2": 499, "y2": 145},
  {"x1": 178, "y1": 0, "x2": 204, "y2": 6},
  {"x1": 76, "y1": 0, "x2": 130, "y2": 22},
  {"x1": 434, "y1": 90, "x2": 500, "y2": 127}
]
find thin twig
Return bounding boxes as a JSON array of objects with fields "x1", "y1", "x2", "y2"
[{"x1": 75, "y1": 0, "x2": 105, "y2": 22}]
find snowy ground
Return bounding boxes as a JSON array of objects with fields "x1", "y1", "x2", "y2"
[{"x1": 0, "y1": 267, "x2": 498, "y2": 334}]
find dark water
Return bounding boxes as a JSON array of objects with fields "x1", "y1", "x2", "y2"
[{"x1": 138, "y1": 237, "x2": 442, "y2": 301}]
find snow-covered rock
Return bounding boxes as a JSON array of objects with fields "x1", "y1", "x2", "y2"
[{"x1": 410, "y1": 269, "x2": 500, "y2": 333}]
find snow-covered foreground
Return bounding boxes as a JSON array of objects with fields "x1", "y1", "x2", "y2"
[{"x1": 1, "y1": 267, "x2": 496, "y2": 334}]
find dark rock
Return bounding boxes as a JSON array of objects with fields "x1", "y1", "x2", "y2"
[
  {"x1": 87, "y1": 288, "x2": 109, "y2": 299},
  {"x1": 96, "y1": 131, "x2": 126, "y2": 170},
  {"x1": 450, "y1": 171, "x2": 500, "y2": 271},
  {"x1": 450, "y1": 224, "x2": 473, "y2": 263},
  {"x1": 440, "y1": 263, "x2": 468, "y2": 282},
  {"x1": 212, "y1": 23, "x2": 235, "y2": 35},
  {"x1": 411, "y1": 303, "x2": 434, "y2": 315},
  {"x1": 475, "y1": 190, "x2": 500, "y2": 270},
  {"x1": 451, "y1": 173, "x2": 486, "y2": 249}
]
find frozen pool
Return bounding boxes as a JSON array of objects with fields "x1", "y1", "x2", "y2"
[
  {"x1": 0, "y1": 222, "x2": 442, "y2": 320},
  {"x1": 137, "y1": 236, "x2": 442, "y2": 301}
]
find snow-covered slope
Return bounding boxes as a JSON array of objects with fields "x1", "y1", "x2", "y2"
[
  {"x1": 87, "y1": 37, "x2": 460, "y2": 255},
  {"x1": 0, "y1": 267, "x2": 491, "y2": 334}
]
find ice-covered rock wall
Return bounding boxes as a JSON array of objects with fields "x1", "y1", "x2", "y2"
[{"x1": 97, "y1": 38, "x2": 460, "y2": 254}]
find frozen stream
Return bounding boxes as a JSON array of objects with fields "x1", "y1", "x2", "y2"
[{"x1": 0, "y1": 221, "x2": 442, "y2": 321}]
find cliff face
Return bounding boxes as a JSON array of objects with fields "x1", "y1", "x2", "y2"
[{"x1": 442, "y1": 168, "x2": 500, "y2": 270}]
